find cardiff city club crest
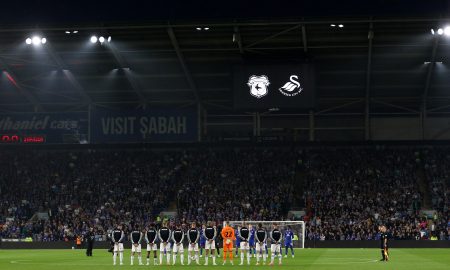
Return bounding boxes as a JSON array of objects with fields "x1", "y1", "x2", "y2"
[{"x1": 247, "y1": 75, "x2": 270, "y2": 98}]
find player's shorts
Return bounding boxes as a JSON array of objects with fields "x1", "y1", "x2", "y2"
[
  {"x1": 255, "y1": 242, "x2": 266, "y2": 253},
  {"x1": 147, "y1": 243, "x2": 158, "y2": 251},
  {"x1": 249, "y1": 240, "x2": 255, "y2": 247},
  {"x1": 270, "y1": 243, "x2": 281, "y2": 254},
  {"x1": 205, "y1": 240, "x2": 216, "y2": 250},
  {"x1": 159, "y1": 242, "x2": 171, "y2": 253},
  {"x1": 284, "y1": 242, "x2": 293, "y2": 247},
  {"x1": 188, "y1": 243, "x2": 199, "y2": 252},
  {"x1": 113, "y1": 243, "x2": 124, "y2": 252},
  {"x1": 240, "y1": 241, "x2": 250, "y2": 250},
  {"x1": 131, "y1": 244, "x2": 142, "y2": 253},
  {"x1": 200, "y1": 241, "x2": 206, "y2": 248},
  {"x1": 223, "y1": 240, "x2": 233, "y2": 252},
  {"x1": 172, "y1": 243, "x2": 184, "y2": 253}
]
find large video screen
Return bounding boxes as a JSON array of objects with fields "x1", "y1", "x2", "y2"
[{"x1": 233, "y1": 64, "x2": 315, "y2": 109}]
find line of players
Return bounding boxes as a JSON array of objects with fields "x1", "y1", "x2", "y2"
[{"x1": 110, "y1": 221, "x2": 295, "y2": 266}]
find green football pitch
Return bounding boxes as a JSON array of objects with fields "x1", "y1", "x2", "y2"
[{"x1": 1, "y1": 248, "x2": 449, "y2": 270}]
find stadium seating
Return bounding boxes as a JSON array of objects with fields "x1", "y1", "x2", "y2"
[{"x1": 0, "y1": 146, "x2": 448, "y2": 241}]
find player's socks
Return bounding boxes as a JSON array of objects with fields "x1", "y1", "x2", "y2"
[
  {"x1": 138, "y1": 255, "x2": 143, "y2": 265},
  {"x1": 240, "y1": 252, "x2": 244, "y2": 264},
  {"x1": 263, "y1": 253, "x2": 267, "y2": 263},
  {"x1": 212, "y1": 255, "x2": 216, "y2": 265},
  {"x1": 195, "y1": 253, "x2": 200, "y2": 264},
  {"x1": 247, "y1": 252, "x2": 251, "y2": 264},
  {"x1": 188, "y1": 254, "x2": 191, "y2": 265},
  {"x1": 173, "y1": 254, "x2": 177, "y2": 265},
  {"x1": 131, "y1": 255, "x2": 134, "y2": 265},
  {"x1": 113, "y1": 252, "x2": 117, "y2": 265},
  {"x1": 181, "y1": 254, "x2": 184, "y2": 265},
  {"x1": 146, "y1": 257, "x2": 150, "y2": 265},
  {"x1": 159, "y1": 253, "x2": 163, "y2": 265},
  {"x1": 153, "y1": 258, "x2": 158, "y2": 265},
  {"x1": 119, "y1": 252, "x2": 123, "y2": 265},
  {"x1": 166, "y1": 253, "x2": 171, "y2": 265},
  {"x1": 278, "y1": 254, "x2": 282, "y2": 264},
  {"x1": 271, "y1": 253, "x2": 275, "y2": 264},
  {"x1": 205, "y1": 256, "x2": 209, "y2": 265}
]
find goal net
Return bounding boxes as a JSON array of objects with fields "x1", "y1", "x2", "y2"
[{"x1": 225, "y1": 221, "x2": 305, "y2": 249}]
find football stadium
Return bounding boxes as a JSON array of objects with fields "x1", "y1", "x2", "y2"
[{"x1": 0, "y1": 1, "x2": 449, "y2": 270}]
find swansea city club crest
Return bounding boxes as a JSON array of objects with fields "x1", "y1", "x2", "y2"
[
  {"x1": 247, "y1": 75, "x2": 270, "y2": 98},
  {"x1": 279, "y1": 75, "x2": 303, "y2": 97}
]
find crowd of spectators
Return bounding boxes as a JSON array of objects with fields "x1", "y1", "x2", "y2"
[
  {"x1": 301, "y1": 146, "x2": 449, "y2": 240},
  {"x1": 176, "y1": 148, "x2": 296, "y2": 223},
  {"x1": 0, "y1": 146, "x2": 449, "y2": 242},
  {"x1": 0, "y1": 149, "x2": 186, "y2": 241}
]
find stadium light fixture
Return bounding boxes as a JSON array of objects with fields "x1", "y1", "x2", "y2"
[
  {"x1": 431, "y1": 29, "x2": 435, "y2": 35},
  {"x1": 65, "y1": 31, "x2": 71, "y2": 34},
  {"x1": 437, "y1": 28, "x2": 444, "y2": 35},
  {"x1": 73, "y1": 30, "x2": 78, "y2": 34},
  {"x1": 99, "y1": 36, "x2": 105, "y2": 43},
  {"x1": 107, "y1": 36, "x2": 112, "y2": 42},
  {"x1": 32, "y1": 36, "x2": 40, "y2": 45},
  {"x1": 90, "y1": 36, "x2": 98, "y2": 43},
  {"x1": 330, "y1": 24, "x2": 336, "y2": 27},
  {"x1": 196, "y1": 27, "x2": 202, "y2": 31},
  {"x1": 444, "y1": 26, "x2": 450, "y2": 36},
  {"x1": 338, "y1": 24, "x2": 344, "y2": 28},
  {"x1": 204, "y1": 27, "x2": 210, "y2": 30},
  {"x1": 25, "y1": 36, "x2": 47, "y2": 45}
]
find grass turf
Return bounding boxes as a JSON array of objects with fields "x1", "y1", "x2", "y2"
[{"x1": 0, "y1": 248, "x2": 449, "y2": 270}]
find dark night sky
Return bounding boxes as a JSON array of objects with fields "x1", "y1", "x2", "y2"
[{"x1": 0, "y1": 0, "x2": 449, "y2": 25}]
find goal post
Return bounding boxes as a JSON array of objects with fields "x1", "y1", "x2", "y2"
[{"x1": 225, "y1": 220, "x2": 305, "y2": 249}]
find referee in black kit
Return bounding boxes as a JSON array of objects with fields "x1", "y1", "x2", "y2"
[
  {"x1": 379, "y1": 225, "x2": 389, "y2": 262},
  {"x1": 85, "y1": 227, "x2": 95, "y2": 256}
]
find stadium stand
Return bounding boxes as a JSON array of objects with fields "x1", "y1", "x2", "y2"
[{"x1": 0, "y1": 146, "x2": 449, "y2": 241}]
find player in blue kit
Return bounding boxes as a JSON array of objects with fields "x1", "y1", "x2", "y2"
[
  {"x1": 249, "y1": 224, "x2": 256, "y2": 257},
  {"x1": 234, "y1": 225, "x2": 241, "y2": 256},
  {"x1": 199, "y1": 224, "x2": 206, "y2": 258},
  {"x1": 284, "y1": 226, "x2": 294, "y2": 258}
]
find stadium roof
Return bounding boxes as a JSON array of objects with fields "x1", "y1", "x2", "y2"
[{"x1": 1, "y1": 16, "x2": 450, "y2": 116}]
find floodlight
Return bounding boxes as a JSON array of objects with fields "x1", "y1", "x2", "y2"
[
  {"x1": 99, "y1": 36, "x2": 105, "y2": 43},
  {"x1": 41, "y1": 38, "x2": 47, "y2": 44},
  {"x1": 444, "y1": 26, "x2": 450, "y2": 36},
  {"x1": 25, "y1": 38, "x2": 32, "y2": 44},
  {"x1": 90, "y1": 36, "x2": 98, "y2": 43},
  {"x1": 437, "y1": 28, "x2": 444, "y2": 35},
  {"x1": 32, "y1": 36, "x2": 41, "y2": 45}
]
